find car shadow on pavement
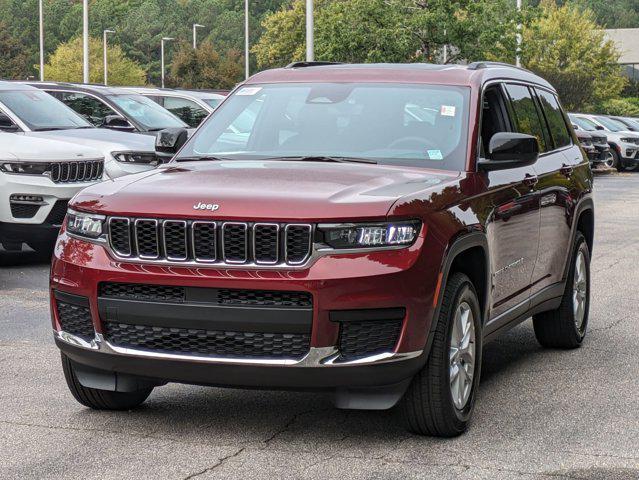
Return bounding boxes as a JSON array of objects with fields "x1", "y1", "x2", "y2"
[{"x1": 0, "y1": 247, "x2": 52, "y2": 267}]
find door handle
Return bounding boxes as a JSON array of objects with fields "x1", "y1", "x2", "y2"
[
  {"x1": 560, "y1": 164, "x2": 574, "y2": 177},
  {"x1": 523, "y1": 174, "x2": 538, "y2": 187}
]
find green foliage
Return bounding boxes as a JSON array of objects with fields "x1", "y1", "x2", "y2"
[
  {"x1": 596, "y1": 97, "x2": 639, "y2": 117},
  {"x1": 44, "y1": 36, "x2": 146, "y2": 85},
  {"x1": 168, "y1": 40, "x2": 243, "y2": 89},
  {"x1": 254, "y1": 0, "x2": 520, "y2": 69},
  {"x1": 0, "y1": 21, "x2": 33, "y2": 79},
  {"x1": 519, "y1": 2, "x2": 627, "y2": 111}
]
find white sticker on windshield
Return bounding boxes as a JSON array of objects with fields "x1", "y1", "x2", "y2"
[
  {"x1": 440, "y1": 105, "x2": 456, "y2": 117},
  {"x1": 427, "y1": 150, "x2": 443, "y2": 160},
  {"x1": 236, "y1": 87, "x2": 262, "y2": 96}
]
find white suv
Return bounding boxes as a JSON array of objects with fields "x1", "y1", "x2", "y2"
[
  {"x1": 570, "y1": 113, "x2": 639, "y2": 171},
  {"x1": 0, "y1": 133, "x2": 104, "y2": 253},
  {"x1": 0, "y1": 82, "x2": 159, "y2": 179}
]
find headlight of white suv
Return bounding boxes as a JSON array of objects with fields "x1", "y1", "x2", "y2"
[
  {"x1": 112, "y1": 152, "x2": 160, "y2": 165},
  {"x1": 66, "y1": 209, "x2": 105, "y2": 239},
  {"x1": 317, "y1": 221, "x2": 420, "y2": 249}
]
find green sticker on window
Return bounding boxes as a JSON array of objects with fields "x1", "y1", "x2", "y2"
[{"x1": 427, "y1": 149, "x2": 443, "y2": 160}]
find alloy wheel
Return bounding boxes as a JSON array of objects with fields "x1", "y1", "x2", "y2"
[
  {"x1": 604, "y1": 152, "x2": 614, "y2": 169},
  {"x1": 449, "y1": 301, "x2": 476, "y2": 410},
  {"x1": 573, "y1": 250, "x2": 588, "y2": 331}
]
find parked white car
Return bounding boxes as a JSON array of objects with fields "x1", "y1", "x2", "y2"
[
  {"x1": 0, "y1": 133, "x2": 104, "y2": 253},
  {"x1": 0, "y1": 82, "x2": 160, "y2": 179},
  {"x1": 569, "y1": 113, "x2": 639, "y2": 171}
]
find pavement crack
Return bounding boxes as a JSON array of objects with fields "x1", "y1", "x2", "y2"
[
  {"x1": 182, "y1": 447, "x2": 246, "y2": 479},
  {"x1": 262, "y1": 408, "x2": 329, "y2": 445}
]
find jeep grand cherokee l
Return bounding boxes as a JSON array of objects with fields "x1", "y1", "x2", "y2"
[{"x1": 51, "y1": 62, "x2": 594, "y2": 437}]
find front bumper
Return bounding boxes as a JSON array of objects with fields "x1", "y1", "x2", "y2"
[
  {"x1": 51, "y1": 226, "x2": 441, "y2": 396},
  {"x1": 0, "y1": 172, "x2": 95, "y2": 243}
]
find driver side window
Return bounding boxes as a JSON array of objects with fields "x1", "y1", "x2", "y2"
[{"x1": 479, "y1": 85, "x2": 512, "y2": 158}]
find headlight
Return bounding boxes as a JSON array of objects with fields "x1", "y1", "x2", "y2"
[
  {"x1": 113, "y1": 152, "x2": 160, "y2": 165},
  {"x1": 0, "y1": 162, "x2": 49, "y2": 175},
  {"x1": 318, "y1": 221, "x2": 420, "y2": 249},
  {"x1": 66, "y1": 209, "x2": 105, "y2": 239},
  {"x1": 620, "y1": 138, "x2": 638, "y2": 144}
]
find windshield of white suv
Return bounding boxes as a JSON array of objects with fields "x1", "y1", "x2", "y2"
[
  {"x1": 175, "y1": 83, "x2": 470, "y2": 170},
  {"x1": 204, "y1": 98, "x2": 223, "y2": 109},
  {"x1": 594, "y1": 116, "x2": 628, "y2": 132},
  {"x1": 571, "y1": 116, "x2": 599, "y2": 132},
  {"x1": 0, "y1": 90, "x2": 92, "y2": 131},
  {"x1": 107, "y1": 94, "x2": 187, "y2": 130}
]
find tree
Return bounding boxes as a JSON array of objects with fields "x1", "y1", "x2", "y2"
[
  {"x1": 253, "y1": 0, "x2": 520, "y2": 69},
  {"x1": 0, "y1": 21, "x2": 33, "y2": 79},
  {"x1": 168, "y1": 41, "x2": 243, "y2": 89},
  {"x1": 44, "y1": 36, "x2": 146, "y2": 85},
  {"x1": 518, "y1": 2, "x2": 626, "y2": 111}
]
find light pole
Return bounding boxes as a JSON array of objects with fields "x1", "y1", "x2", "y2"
[
  {"x1": 244, "y1": 0, "x2": 249, "y2": 79},
  {"x1": 516, "y1": 0, "x2": 522, "y2": 67},
  {"x1": 193, "y1": 23, "x2": 205, "y2": 49},
  {"x1": 82, "y1": 0, "x2": 89, "y2": 83},
  {"x1": 103, "y1": 29, "x2": 115, "y2": 86},
  {"x1": 39, "y1": 0, "x2": 44, "y2": 81},
  {"x1": 306, "y1": 0, "x2": 314, "y2": 62},
  {"x1": 161, "y1": 37, "x2": 174, "y2": 88}
]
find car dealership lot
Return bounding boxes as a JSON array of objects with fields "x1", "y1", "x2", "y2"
[{"x1": 0, "y1": 173, "x2": 638, "y2": 480}]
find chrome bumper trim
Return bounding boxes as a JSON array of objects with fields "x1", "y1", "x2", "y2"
[{"x1": 54, "y1": 330, "x2": 422, "y2": 367}]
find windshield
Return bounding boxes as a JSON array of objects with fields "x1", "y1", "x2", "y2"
[
  {"x1": 204, "y1": 98, "x2": 223, "y2": 109},
  {"x1": 594, "y1": 116, "x2": 627, "y2": 132},
  {"x1": 175, "y1": 83, "x2": 470, "y2": 170},
  {"x1": 618, "y1": 117, "x2": 639, "y2": 130},
  {"x1": 0, "y1": 90, "x2": 92, "y2": 131},
  {"x1": 571, "y1": 116, "x2": 599, "y2": 132},
  {"x1": 107, "y1": 94, "x2": 186, "y2": 130}
]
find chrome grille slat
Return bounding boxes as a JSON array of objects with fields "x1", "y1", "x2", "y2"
[
  {"x1": 107, "y1": 218, "x2": 313, "y2": 267},
  {"x1": 44, "y1": 160, "x2": 103, "y2": 183}
]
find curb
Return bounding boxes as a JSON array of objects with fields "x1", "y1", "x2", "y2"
[{"x1": 592, "y1": 167, "x2": 616, "y2": 176}]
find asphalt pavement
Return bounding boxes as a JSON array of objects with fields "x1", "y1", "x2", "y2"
[{"x1": 1, "y1": 173, "x2": 638, "y2": 480}]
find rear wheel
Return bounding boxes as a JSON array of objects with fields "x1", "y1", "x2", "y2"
[
  {"x1": 533, "y1": 232, "x2": 590, "y2": 349},
  {"x1": 61, "y1": 353, "x2": 153, "y2": 410},
  {"x1": 400, "y1": 272, "x2": 482, "y2": 437}
]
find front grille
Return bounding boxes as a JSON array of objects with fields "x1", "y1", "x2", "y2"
[
  {"x1": 100, "y1": 283, "x2": 185, "y2": 303},
  {"x1": 50, "y1": 160, "x2": 103, "y2": 183},
  {"x1": 107, "y1": 217, "x2": 313, "y2": 266},
  {"x1": 57, "y1": 301, "x2": 94, "y2": 340},
  {"x1": 44, "y1": 200, "x2": 69, "y2": 225},
  {"x1": 10, "y1": 203, "x2": 40, "y2": 219},
  {"x1": 103, "y1": 322, "x2": 310, "y2": 359},
  {"x1": 99, "y1": 282, "x2": 313, "y2": 308},
  {"x1": 337, "y1": 319, "x2": 402, "y2": 361}
]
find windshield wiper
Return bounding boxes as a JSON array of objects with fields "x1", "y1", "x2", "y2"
[
  {"x1": 33, "y1": 127, "x2": 68, "y2": 131},
  {"x1": 175, "y1": 155, "x2": 231, "y2": 162},
  {"x1": 265, "y1": 156, "x2": 377, "y2": 164}
]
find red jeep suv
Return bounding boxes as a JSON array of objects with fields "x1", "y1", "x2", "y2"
[{"x1": 51, "y1": 62, "x2": 593, "y2": 437}]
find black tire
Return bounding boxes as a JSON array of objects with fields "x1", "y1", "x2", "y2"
[
  {"x1": 400, "y1": 272, "x2": 482, "y2": 437},
  {"x1": 533, "y1": 232, "x2": 590, "y2": 349},
  {"x1": 61, "y1": 353, "x2": 153, "y2": 410},
  {"x1": 610, "y1": 149, "x2": 624, "y2": 171}
]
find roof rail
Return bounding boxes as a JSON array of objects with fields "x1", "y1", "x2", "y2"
[
  {"x1": 285, "y1": 61, "x2": 344, "y2": 68},
  {"x1": 467, "y1": 61, "x2": 533, "y2": 74}
]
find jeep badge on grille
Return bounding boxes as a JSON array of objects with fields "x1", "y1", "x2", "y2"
[{"x1": 193, "y1": 202, "x2": 220, "y2": 211}]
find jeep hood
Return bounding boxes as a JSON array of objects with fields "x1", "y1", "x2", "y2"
[
  {"x1": 72, "y1": 161, "x2": 458, "y2": 220},
  {"x1": 25, "y1": 128, "x2": 155, "y2": 153},
  {"x1": 0, "y1": 132, "x2": 103, "y2": 162}
]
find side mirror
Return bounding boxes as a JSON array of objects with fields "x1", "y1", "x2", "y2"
[
  {"x1": 572, "y1": 124, "x2": 580, "y2": 130},
  {"x1": 478, "y1": 132, "x2": 539, "y2": 171},
  {"x1": 101, "y1": 115, "x2": 135, "y2": 132},
  {"x1": 0, "y1": 114, "x2": 19, "y2": 132},
  {"x1": 155, "y1": 128, "x2": 188, "y2": 159},
  {"x1": 595, "y1": 125, "x2": 605, "y2": 131}
]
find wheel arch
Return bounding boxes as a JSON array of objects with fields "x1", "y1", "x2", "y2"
[
  {"x1": 424, "y1": 232, "x2": 490, "y2": 356},
  {"x1": 563, "y1": 197, "x2": 595, "y2": 280}
]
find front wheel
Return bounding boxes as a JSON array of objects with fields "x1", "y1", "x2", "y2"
[
  {"x1": 533, "y1": 231, "x2": 590, "y2": 349},
  {"x1": 610, "y1": 149, "x2": 624, "y2": 171},
  {"x1": 61, "y1": 353, "x2": 153, "y2": 410},
  {"x1": 400, "y1": 272, "x2": 482, "y2": 437},
  {"x1": 603, "y1": 151, "x2": 615, "y2": 169}
]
